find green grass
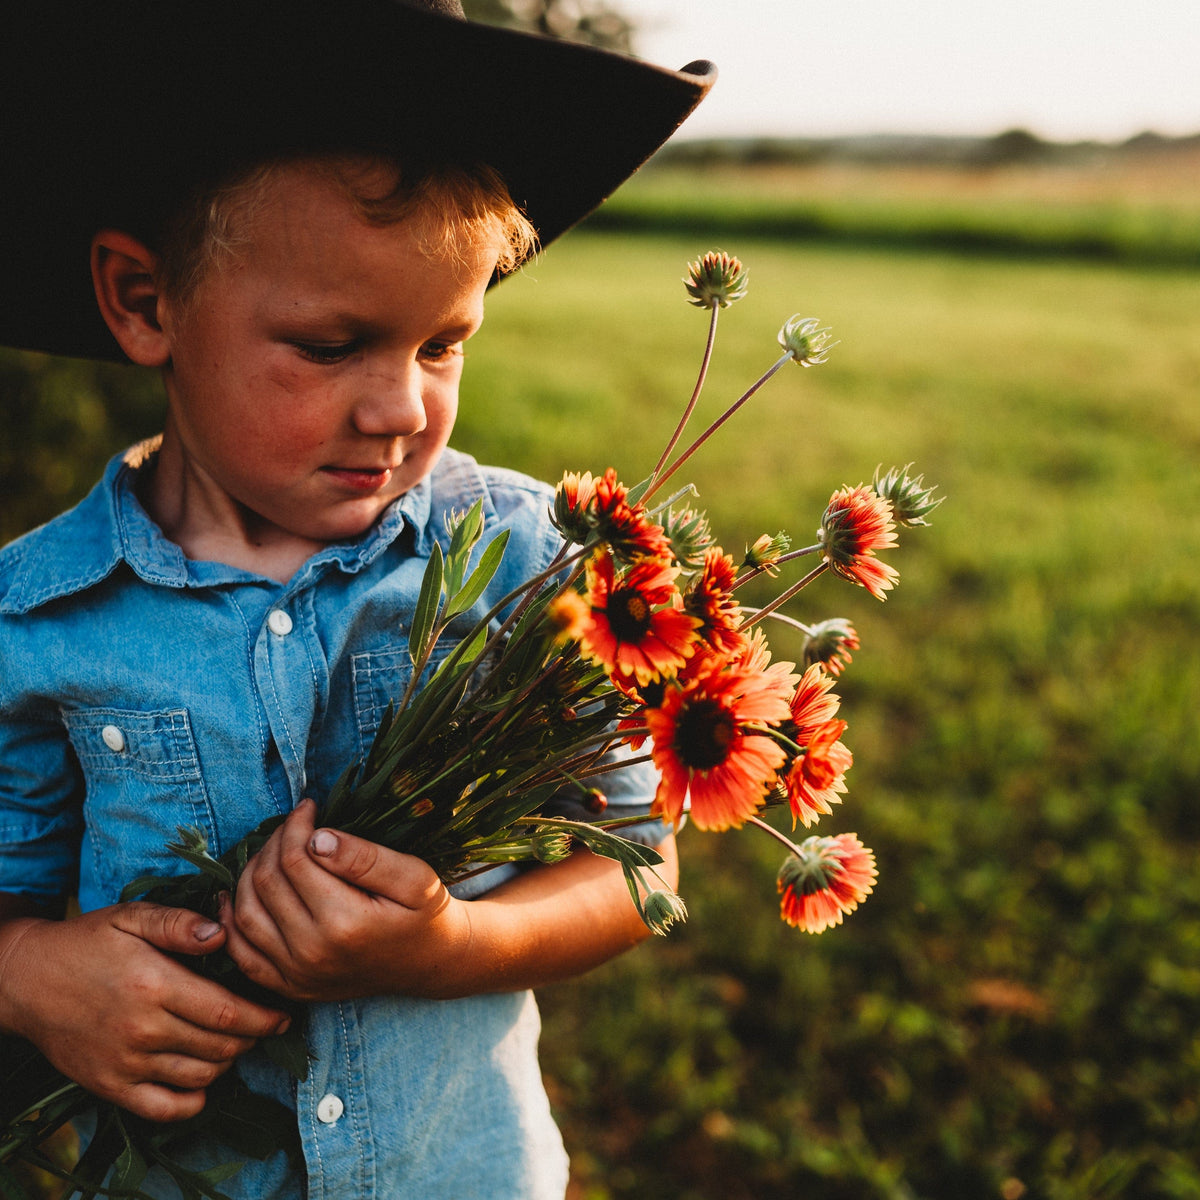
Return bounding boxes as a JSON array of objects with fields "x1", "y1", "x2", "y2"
[
  {"x1": 457, "y1": 232, "x2": 1200, "y2": 1199},
  {"x1": 589, "y1": 160, "x2": 1200, "y2": 267},
  {"x1": 5, "y1": 221, "x2": 1200, "y2": 1199}
]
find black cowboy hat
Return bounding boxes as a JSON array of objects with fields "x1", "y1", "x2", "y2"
[{"x1": 0, "y1": 0, "x2": 714, "y2": 362}]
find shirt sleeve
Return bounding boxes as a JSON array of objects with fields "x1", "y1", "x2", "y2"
[{"x1": 0, "y1": 707, "x2": 84, "y2": 901}]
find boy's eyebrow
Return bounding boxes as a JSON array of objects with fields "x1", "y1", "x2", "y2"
[{"x1": 263, "y1": 302, "x2": 485, "y2": 340}]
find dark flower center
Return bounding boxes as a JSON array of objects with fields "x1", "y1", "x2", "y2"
[
  {"x1": 674, "y1": 698, "x2": 735, "y2": 770},
  {"x1": 608, "y1": 590, "x2": 652, "y2": 641}
]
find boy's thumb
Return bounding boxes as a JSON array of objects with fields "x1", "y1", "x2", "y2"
[
  {"x1": 113, "y1": 901, "x2": 225, "y2": 956},
  {"x1": 308, "y1": 829, "x2": 440, "y2": 907}
]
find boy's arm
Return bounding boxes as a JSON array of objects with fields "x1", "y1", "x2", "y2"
[
  {"x1": 220, "y1": 799, "x2": 675, "y2": 1002},
  {"x1": 0, "y1": 896, "x2": 292, "y2": 1121}
]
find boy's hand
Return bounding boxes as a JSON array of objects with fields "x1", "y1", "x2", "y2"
[
  {"x1": 221, "y1": 800, "x2": 473, "y2": 1003},
  {"x1": 0, "y1": 904, "x2": 291, "y2": 1122}
]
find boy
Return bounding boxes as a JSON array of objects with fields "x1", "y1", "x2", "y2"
[{"x1": 0, "y1": 2, "x2": 714, "y2": 1195}]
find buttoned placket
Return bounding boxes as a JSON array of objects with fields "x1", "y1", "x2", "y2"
[
  {"x1": 298, "y1": 1001, "x2": 376, "y2": 1198},
  {"x1": 252, "y1": 587, "x2": 328, "y2": 806}
]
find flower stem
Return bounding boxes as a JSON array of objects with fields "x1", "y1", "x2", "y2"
[
  {"x1": 647, "y1": 350, "x2": 794, "y2": 502},
  {"x1": 648, "y1": 304, "x2": 719, "y2": 493},
  {"x1": 744, "y1": 562, "x2": 829, "y2": 628},
  {"x1": 745, "y1": 813, "x2": 804, "y2": 857},
  {"x1": 734, "y1": 543, "x2": 822, "y2": 591}
]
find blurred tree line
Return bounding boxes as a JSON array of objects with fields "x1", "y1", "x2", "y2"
[{"x1": 463, "y1": 0, "x2": 635, "y2": 52}]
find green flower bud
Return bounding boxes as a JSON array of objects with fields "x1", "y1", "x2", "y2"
[
  {"x1": 532, "y1": 832, "x2": 574, "y2": 864},
  {"x1": 872, "y1": 464, "x2": 943, "y2": 527},
  {"x1": 684, "y1": 251, "x2": 748, "y2": 309},
  {"x1": 643, "y1": 888, "x2": 689, "y2": 935},
  {"x1": 777, "y1": 315, "x2": 837, "y2": 367},
  {"x1": 743, "y1": 532, "x2": 791, "y2": 575}
]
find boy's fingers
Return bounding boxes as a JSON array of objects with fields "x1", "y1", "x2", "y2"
[
  {"x1": 121, "y1": 1081, "x2": 210, "y2": 1124},
  {"x1": 111, "y1": 901, "x2": 224, "y2": 956},
  {"x1": 218, "y1": 893, "x2": 294, "y2": 995},
  {"x1": 308, "y1": 828, "x2": 444, "y2": 910}
]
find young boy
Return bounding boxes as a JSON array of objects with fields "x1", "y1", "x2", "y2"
[{"x1": 0, "y1": 2, "x2": 714, "y2": 1195}]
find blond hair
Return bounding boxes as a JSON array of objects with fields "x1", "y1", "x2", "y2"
[{"x1": 156, "y1": 154, "x2": 538, "y2": 305}]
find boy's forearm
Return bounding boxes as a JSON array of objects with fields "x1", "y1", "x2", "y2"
[
  {"x1": 0, "y1": 898, "x2": 55, "y2": 1036},
  {"x1": 432, "y1": 835, "x2": 678, "y2": 999}
]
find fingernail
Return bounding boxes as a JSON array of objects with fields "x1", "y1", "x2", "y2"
[
  {"x1": 195, "y1": 921, "x2": 221, "y2": 942},
  {"x1": 311, "y1": 829, "x2": 338, "y2": 857}
]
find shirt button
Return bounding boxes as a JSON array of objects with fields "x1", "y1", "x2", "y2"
[
  {"x1": 100, "y1": 725, "x2": 126, "y2": 753},
  {"x1": 267, "y1": 610, "x2": 294, "y2": 637},
  {"x1": 316, "y1": 1093, "x2": 344, "y2": 1125}
]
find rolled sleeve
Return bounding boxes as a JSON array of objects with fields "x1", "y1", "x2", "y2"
[{"x1": 0, "y1": 713, "x2": 83, "y2": 901}]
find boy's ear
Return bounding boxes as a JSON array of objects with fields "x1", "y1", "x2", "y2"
[{"x1": 90, "y1": 230, "x2": 172, "y2": 367}]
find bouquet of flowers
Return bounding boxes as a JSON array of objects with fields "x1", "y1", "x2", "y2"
[{"x1": 0, "y1": 252, "x2": 939, "y2": 1198}]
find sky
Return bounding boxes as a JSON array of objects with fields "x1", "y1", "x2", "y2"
[{"x1": 634, "y1": 0, "x2": 1200, "y2": 144}]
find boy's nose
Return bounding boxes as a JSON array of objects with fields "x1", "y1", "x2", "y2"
[{"x1": 352, "y1": 366, "x2": 427, "y2": 438}]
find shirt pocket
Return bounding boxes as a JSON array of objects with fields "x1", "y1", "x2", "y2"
[
  {"x1": 351, "y1": 643, "x2": 483, "y2": 758},
  {"x1": 62, "y1": 707, "x2": 218, "y2": 901}
]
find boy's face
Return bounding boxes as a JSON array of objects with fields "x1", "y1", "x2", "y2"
[{"x1": 152, "y1": 163, "x2": 498, "y2": 560}]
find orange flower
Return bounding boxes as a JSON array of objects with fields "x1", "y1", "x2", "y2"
[
  {"x1": 684, "y1": 548, "x2": 747, "y2": 658},
  {"x1": 777, "y1": 833, "x2": 877, "y2": 933},
  {"x1": 646, "y1": 662, "x2": 794, "y2": 831},
  {"x1": 784, "y1": 664, "x2": 852, "y2": 827},
  {"x1": 546, "y1": 589, "x2": 591, "y2": 643},
  {"x1": 801, "y1": 617, "x2": 860, "y2": 677},
  {"x1": 819, "y1": 485, "x2": 899, "y2": 600},
  {"x1": 789, "y1": 662, "x2": 841, "y2": 731},
  {"x1": 592, "y1": 468, "x2": 673, "y2": 563},
  {"x1": 579, "y1": 551, "x2": 699, "y2": 686},
  {"x1": 784, "y1": 719, "x2": 853, "y2": 828},
  {"x1": 552, "y1": 470, "x2": 598, "y2": 543}
]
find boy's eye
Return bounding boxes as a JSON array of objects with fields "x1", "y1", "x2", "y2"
[
  {"x1": 420, "y1": 341, "x2": 463, "y2": 363},
  {"x1": 289, "y1": 340, "x2": 362, "y2": 364}
]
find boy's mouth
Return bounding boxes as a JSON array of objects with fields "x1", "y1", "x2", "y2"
[{"x1": 322, "y1": 466, "x2": 395, "y2": 491}]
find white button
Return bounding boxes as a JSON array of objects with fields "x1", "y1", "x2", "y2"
[
  {"x1": 267, "y1": 610, "x2": 294, "y2": 637},
  {"x1": 316, "y1": 1093, "x2": 344, "y2": 1125},
  {"x1": 100, "y1": 725, "x2": 126, "y2": 753}
]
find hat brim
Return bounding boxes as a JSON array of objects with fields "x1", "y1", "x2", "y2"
[{"x1": 1, "y1": 1, "x2": 715, "y2": 362}]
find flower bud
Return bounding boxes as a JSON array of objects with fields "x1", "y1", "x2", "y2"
[
  {"x1": 664, "y1": 507, "x2": 715, "y2": 570},
  {"x1": 872, "y1": 464, "x2": 943, "y2": 528},
  {"x1": 684, "y1": 251, "x2": 748, "y2": 309},
  {"x1": 583, "y1": 788, "x2": 608, "y2": 815},
  {"x1": 552, "y1": 470, "x2": 597, "y2": 543},
  {"x1": 643, "y1": 888, "x2": 689, "y2": 935},
  {"x1": 777, "y1": 315, "x2": 837, "y2": 367},
  {"x1": 532, "y1": 832, "x2": 574, "y2": 864},
  {"x1": 744, "y1": 532, "x2": 791, "y2": 576}
]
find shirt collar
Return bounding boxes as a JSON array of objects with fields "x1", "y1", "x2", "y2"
[{"x1": 2, "y1": 447, "x2": 429, "y2": 613}]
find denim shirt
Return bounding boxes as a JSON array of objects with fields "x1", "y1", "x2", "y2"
[{"x1": 0, "y1": 446, "x2": 660, "y2": 1199}]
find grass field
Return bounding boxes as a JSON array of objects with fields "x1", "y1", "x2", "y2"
[
  {"x1": 591, "y1": 151, "x2": 1200, "y2": 266},
  {"x1": 5, "y1": 166, "x2": 1200, "y2": 1198},
  {"x1": 456, "y1": 229, "x2": 1200, "y2": 1199}
]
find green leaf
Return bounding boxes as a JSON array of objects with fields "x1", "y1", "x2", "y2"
[
  {"x1": 408, "y1": 540, "x2": 444, "y2": 664},
  {"x1": 429, "y1": 623, "x2": 488, "y2": 681},
  {"x1": 259, "y1": 1027, "x2": 310, "y2": 1082},
  {"x1": 443, "y1": 499, "x2": 485, "y2": 594},
  {"x1": 164, "y1": 844, "x2": 234, "y2": 890},
  {"x1": 111, "y1": 1138, "x2": 148, "y2": 1194},
  {"x1": 442, "y1": 529, "x2": 510, "y2": 621},
  {"x1": 120, "y1": 872, "x2": 184, "y2": 902}
]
